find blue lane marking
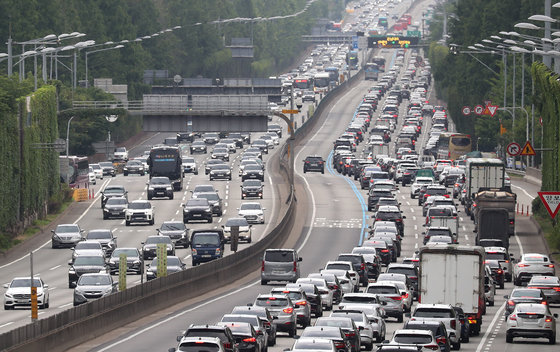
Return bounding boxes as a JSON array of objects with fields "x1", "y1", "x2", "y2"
[
  {"x1": 327, "y1": 150, "x2": 369, "y2": 246},
  {"x1": 388, "y1": 49, "x2": 397, "y2": 70}
]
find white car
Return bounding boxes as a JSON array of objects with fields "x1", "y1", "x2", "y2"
[
  {"x1": 90, "y1": 163, "x2": 104, "y2": 179},
  {"x1": 410, "y1": 177, "x2": 434, "y2": 198},
  {"x1": 324, "y1": 261, "x2": 360, "y2": 288},
  {"x1": 506, "y1": 303, "x2": 557, "y2": 344},
  {"x1": 113, "y1": 147, "x2": 129, "y2": 161},
  {"x1": 125, "y1": 200, "x2": 155, "y2": 226},
  {"x1": 513, "y1": 253, "x2": 556, "y2": 286},
  {"x1": 237, "y1": 202, "x2": 265, "y2": 224},
  {"x1": 88, "y1": 167, "x2": 96, "y2": 185},
  {"x1": 222, "y1": 217, "x2": 252, "y2": 243},
  {"x1": 4, "y1": 277, "x2": 49, "y2": 310}
]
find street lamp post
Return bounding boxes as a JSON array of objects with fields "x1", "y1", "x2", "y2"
[
  {"x1": 85, "y1": 45, "x2": 124, "y2": 88},
  {"x1": 66, "y1": 116, "x2": 76, "y2": 158}
]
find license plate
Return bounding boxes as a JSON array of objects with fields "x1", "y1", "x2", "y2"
[
  {"x1": 193, "y1": 214, "x2": 201, "y2": 217},
  {"x1": 17, "y1": 299, "x2": 29, "y2": 303},
  {"x1": 112, "y1": 212, "x2": 120, "y2": 215},
  {"x1": 272, "y1": 270, "x2": 285, "y2": 274},
  {"x1": 201, "y1": 254, "x2": 212, "y2": 258}
]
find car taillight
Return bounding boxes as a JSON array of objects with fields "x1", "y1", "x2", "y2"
[
  {"x1": 390, "y1": 295, "x2": 402, "y2": 301},
  {"x1": 443, "y1": 194, "x2": 450, "y2": 198},
  {"x1": 545, "y1": 316, "x2": 554, "y2": 322},
  {"x1": 395, "y1": 218, "x2": 402, "y2": 222},
  {"x1": 263, "y1": 322, "x2": 271, "y2": 327},
  {"x1": 554, "y1": 287, "x2": 560, "y2": 291},
  {"x1": 546, "y1": 264, "x2": 555, "y2": 268},
  {"x1": 402, "y1": 292, "x2": 409, "y2": 299},
  {"x1": 243, "y1": 338, "x2": 256, "y2": 342},
  {"x1": 293, "y1": 261, "x2": 297, "y2": 272},
  {"x1": 425, "y1": 344, "x2": 439, "y2": 351},
  {"x1": 361, "y1": 263, "x2": 365, "y2": 270},
  {"x1": 224, "y1": 343, "x2": 232, "y2": 348},
  {"x1": 283, "y1": 307, "x2": 294, "y2": 314},
  {"x1": 542, "y1": 301, "x2": 548, "y2": 304},
  {"x1": 497, "y1": 269, "x2": 503, "y2": 274},
  {"x1": 510, "y1": 220, "x2": 514, "y2": 224},
  {"x1": 507, "y1": 300, "x2": 515, "y2": 306},
  {"x1": 296, "y1": 301, "x2": 307, "y2": 306},
  {"x1": 436, "y1": 337, "x2": 447, "y2": 344},
  {"x1": 517, "y1": 264, "x2": 529, "y2": 267},
  {"x1": 261, "y1": 261, "x2": 265, "y2": 271},
  {"x1": 192, "y1": 249, "x2": 198, "y2": 255},
  {"x1": 215, "y1": 248, "x2": 221, "y2": 255},
  {"x1": 345, "y1": 332, "x2": 356, "y2": 337},
  {"x1": 509, "y1": 314, "x2": 517, "y2": 321},
  {"x1": 381, "y1": 249, "x2": 389, "y2": 253},
  {"x1": 334, "y1": 342, "x2": 346, "y2": 348}
]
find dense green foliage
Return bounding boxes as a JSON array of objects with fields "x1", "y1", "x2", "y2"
[
  {"x1": 0, "y1": 77, "x2": 62, "y2": 241},
  {"x1": 1, "y1": 0, "x2": 344, "y2": 97},
  {"x1": 427, "y1": 0, "x2": 543, "y2": 153}
]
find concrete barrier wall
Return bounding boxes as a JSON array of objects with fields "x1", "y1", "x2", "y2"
[{"x1": 1, "y1": 67, "x2": 364, "y2": 352}]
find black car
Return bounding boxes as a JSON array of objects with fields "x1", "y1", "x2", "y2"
[
  {"x1": 228, "y1": 133, "x2": 245, "y2": 148},
  {"x1": 85, "y1": 229, "x2": 117, "y2": 256},
  {"x1": 102, "y1": 197, "x2": 128, "y2": 219},
  {"x1": 176, "y1": 132, "x2": 197, "y2": 143},
  {"x1": 209, "y1": 164, "x2": 232, "y2": 181},
  {"x1": 98, "y1": 161, "x2": 116, "y2": 177},
  {"x1": 158, "y1": 221, "x2": 190, "y2": 248},
  {"x1": 183, "y1": 198, "x2": 213, "y2": 223},
  {"x1": 147, "y1": 176, "x2": 174, "y2": 200},
  {"x1": 195, "y1": 192, "x2": 224, "y2": 216},
  {"x1": 303, "y1": 156, "x2": 325, "y2": 173},
  {"x1": 108, "y1": 248, "x2": 143, "y2": 275},
  {"x1": 205, "y1": 159, "x2": 224, "y2": 174},
  {"x1": 68, "y1": 255, "x2": 109, "y2": 288},
  {"x1": 374, "y1": 206, "x2": 405, "y2": 236},
  {"x1": 141, "y1": 235, "x2": 175, "y2": 260},
  {"x1": 123, "y1": 160, "x2": 145, "y2": 176},
  {"x1": 504, "y1": 288, "x2": 548, "y2": 319},
  {"x1": 190, "y1": 141, "x2": 208, "y2": 154},
  {"x1": 401, "y1": 166, "x2": 420, "y2": 186},
  {"x1": 241, "y1": 165, "x2": 265, "y2": 181},
  {"x1": 101, "y1": 185, "x2": 127, "y2": 208},
  {"x1": 485, "y1": 260, "x2": 505, "y2": 289},
  {"x1": 367, "y1": 189, "x2": 394, "y2": 211},
  {"x1": 241, "y1": 179, "x2": 264, "y2": 199},
  {"x1": 146, "y1": 256, "x2": 186, "y2": 281}
]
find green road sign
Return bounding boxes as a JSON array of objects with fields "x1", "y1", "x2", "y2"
[{"x1": 407, "y1": 30, "x2": 421, "y2": 37}]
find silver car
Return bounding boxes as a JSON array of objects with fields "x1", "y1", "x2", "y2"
[
  {"x1": 270, "y1": 287, "x2": 312, "y2": 327},
  {"x1": 73, "y1": 273, "x2": 116, "y2": 306},
  {"x1": 51, "y1": 223, "x2": 84, "y2": 248},
  {"x1": 366, "y1": 282, "x2": 404, "y2": 322},
  {"x1": 261, "y1": 249, "x2": 302, "y2": 285},
  {"x1": 506, "y1": 303, "x2": 557, "y2": 344},
  {"x1": 253, "y1": 294, "x2": 297, "y2": 337},
  {"x1": 71, "y1": 240, "x2": 105, "y2": 262},
  {"x1": 330, "y1": 309, "x2": 376, "y2": 350},
  {"x1": 513, "y1": 253, "x2": 556, "y2": 286}
]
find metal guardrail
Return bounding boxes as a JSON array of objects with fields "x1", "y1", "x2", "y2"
[{"x1": 72, "y1": 100, "x2": 271, "y2": 113}]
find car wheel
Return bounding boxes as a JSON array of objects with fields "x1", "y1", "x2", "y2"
[
  {"x1": 169, "y1": 194, "x2": 174, "y2": 200},
  {"x1": 125, "y1": 221, "x2": 130, "y2": 226},
  {"x1": 147, "y1": 194, "x2": 152, "y2": 200},
  {"x1": 192, "y1": 261, "x2": 198, "y2": 266},
  {"x1": 261, "y1": 279, "x2": 268, "y2": 285},
  {"x1": 452, "y1": 341, "x2": 461, "y2": 350},
  {"x1": 397, "y1": 314, "x2": 403, "y2": 323},
  {"x1": 208, "y1": 217, "x2": 213, "y2": 223},
  {"x1": 103, "y1": 214, "x2": 108, "y2": 220},
  {"x1": 500, "y1": 282, "x2": 504, "y2": 289},
  {"x1": 506, "y1": 332, "x2": 513, "y2": 343},
  {"x1": 365, "y1": 342, "x2": 373, "y2": 351},
  {"x1": 51, "y1": 242, "x2": 57, "y2": 249},
  {"x1": 316, "y1": 306, "x2": 323, "y2": 317},
  {"x1": 4, "y1": 305, "x2": 12, "y2": 310},
  {"x1": 150, "y1": 219, "x2": 154, "y2": 225},
  {"x1": 549, "y1": 333, "x2": 556, "y2": 344},
  {"x1": 489, "y1": 299, "x2": 495, "y2": 307}
]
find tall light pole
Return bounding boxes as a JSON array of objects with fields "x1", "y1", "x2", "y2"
[
  {"x1": 66, "y1": 116, "x2": 76, "y2": 158},
  {"x1": 85, "y1": 45, "x2": 124, "y2": 88}
]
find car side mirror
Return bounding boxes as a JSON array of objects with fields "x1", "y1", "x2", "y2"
[
  {"x1": 503, "y1": 295, "x2": 509, "y2": 299},
  {"x1": 402, "y1": 216, "x2": 406, "y2": 219},
  {"x1": 176, "y1": 335, "x2": 183, "y2": 342},
  {"x1": 68, "y1": 260, "x2": 73, "y2": 265},
  {"x1": 298, "y1": 257, "x2": 303, "y2": 262},
  {"x1": 51, "y1": 230, "x2": 55, "y2": 233},
  {"x1": 554, "y1": 313, "x2": 559, "y2": 318},
  {"x1": 247, "y1": 303, "x2": 253, "y2": 307}
]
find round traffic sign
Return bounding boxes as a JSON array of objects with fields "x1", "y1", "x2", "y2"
[
  {"x1": 506, "y1": 142, "x2": 521, "y2": 157},
  {"x1": 461, "y1": 106, "x2": 471, "y2": 116},
  {"x1": 474, "y1": 105, "x2": 484, "y2": 115}
]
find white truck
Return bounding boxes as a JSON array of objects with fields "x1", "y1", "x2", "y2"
[
  {"x1": 418, "y1": 244, "x2": 485, "y2": 336},
  {"x1": 464, "y1": 158, "x2": 505, "y2": 216}
]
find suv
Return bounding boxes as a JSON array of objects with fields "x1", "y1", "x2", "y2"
[
  {"x1": 113, "y1": 147, "x2": 129, "y2": 161},
  {"x1": 108, "y1": 248, "x2": 143, "y2": 275},
  {"x1": 261, "y1": 249, "x2": 302, "y2": 285},
  {"x1": 141, "y1": 235, "x2": 175, "y2": 260},
  {"x1": 147, "y1": 176, "x2": 174, "y2": 200},
  {"x1": 230, "y1": 305, "x2": 277, "y2": 346},
  {"x1": 73, "y1": 273, "x2": 116, "y2": 306},
  {"x1": 190, "y1": 230, "x2": 225, "y2": 266},
  {"x1": 302, "y1": 90, "x2": 316, "y2": 102},
  {"x1": 410, "y1": 304, "x2": 461, "y2": 350},
  {"x1": 195, "y1": 192, "x2": 223, "y2": 216},
  {"x1": 178, "y1": 325, "x2": 237, "y2": 352},
  {"x1": 51, "y1": 223, "x2": 85, "y2": 248},
  {"x1": 183, "y1": 198, "x2": 213, "y2": 223},
  {"x1": 181, "y1": 157, "x2": 198, "y2": 175},
  {"x1": 158, "y1": 221, "x2": 189, "y2": 248},
  {"x1": 513, "y1": 253, "x2": 556, "y2": 286},
  {"x1": 402, "y1": 320, "x2": 451, "y2": 352},
  {"x1": 386, "y1": 263, "x2": 419, "y2": 300},
  {"x1": 98, "y1": 161, "x2": 117, "y2": 177},
  {"x1": 419, "y1": 185, "x2": 448, "y2": 205},
  {"x1": 337, "y1": 253, "x2": 368, "y2": 286},
  {"x1": 125, "y1": 200, "x2": 154, "y2": 226},
  {"x1": 101, "y1": 185, "x2": 127, "y2": 208},
  {"x1": 303, "y1": 156, "x2": 325, "y2": 173},
  {"x1": 484, "y1": 247, "x2": 513, "y2": 282}
]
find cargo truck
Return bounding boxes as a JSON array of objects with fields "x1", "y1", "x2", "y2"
[
  {"x1": 475, "y1": 208, "x2": 510, "y2": 250},
  {"x1": 418, "y1": 244, "x2": 485, "y2": 336},
  {"x1": 147, "y1": 146, "x2": 183, "y2": 191},
  {"x1": 473, "y1": 190, "x2": 516, "y2": 237},
  {"x1": 464, "y1": 158, "x2": 505, "y2": 216}
]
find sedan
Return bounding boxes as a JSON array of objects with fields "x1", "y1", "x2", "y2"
[
  {"x1": 299, "y1": 326, "x2": 352, "y2": 352},
  {"x1": 527, "y1": 276, "x2": 560, "y2": 304},
  {"x1": 290, "y1": 337, "x2": 336, "y2": 352},
  {"x1": 4, "y1": 277, "x2": 49, "y2": 310},
  {"x1": 73, "y1": 273, "x2": 116, "y2": 306},
  {"x1": 141, "y1": 235, "x2": 175, "y2": 260},
  {"x1": 71, "y1": 240, "x2": 105, "y2": 262},
  {"x1": 238, "y1": 202, "x2": 266, "y2": 224},
  {"x1": 504, "y1": 288, "x2": 548, "y2": 320},
  {"x1": 209, "y1": 164, "x2": 232, "y2": 181},
  {"x1": 158, "y1": 221, "x2": 189, "y2": 248},
  {"x1": 506, "y1": 303, "x2": 557, "y2": 344},
  {"x1": 51, "y1": 223, "x2": 85, "y2": 249},
  {"x1": 108, "y1": 248, "x2": 143, "y2": 275},
  {"x1": 146, "y1": 256, "x2": 186, "y2": 281}
]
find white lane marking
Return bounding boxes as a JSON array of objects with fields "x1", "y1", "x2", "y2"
[
  {"x1": 223, "y1": 210, "x2": 227, "y2": 216},
  {"x1": 515, "y1": 229, "x2": 524, "y2": 256},
  {"x1": 59, "y1": 303, "x2": 73, "y2": 308},
  {"x1": 415, "y1": 233, "x2": 418, "y2": 239},
  {"x1": 0, "y1": 322, "x2": 14, "y2": 329},
  {"x1": 465, "y1": 235, "x2": 469, "y2": 241},
  {"x1": 258, "y1": 174, "x2": 276, "y2": 241},
  {"x1": 511, "y1": 184, "x2": 535, "y2": 200},
  {"x1": 412, "y1": 216, "x2": 416, "y2": 221},
  {"x1": 175, "y1": 210, "x2": 179, "y2": 215},
  {"x1": 475, "y1": 302, "x2": 506, "y2": 352},
  {"x1": 183, "y1": 255, "x2": 191, "y2": 260},
  {"x1": 410, "y1": 208, "x2": 414, "y2": 213},
  {"x1": 414, "y1": 225, "x2": 418, "y2": 231},
  {"x1": 49, "y1": 265, "x2": 61, "y2": 271},
  {"x1": 97, "y1": 280, "x2": 260, "y2": 352}
]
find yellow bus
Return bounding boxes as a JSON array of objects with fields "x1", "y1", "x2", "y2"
[{"x1": 436, "y1": 133, "x2": 472, "y2": 161}]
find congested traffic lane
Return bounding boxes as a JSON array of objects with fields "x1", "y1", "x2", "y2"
[{"x1": 0, "y1": 126, "x2": 287, "y2": 333}]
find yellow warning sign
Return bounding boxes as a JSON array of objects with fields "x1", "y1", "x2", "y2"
[
  {"x1": 73, "y1": 188, "x2": 89, "y2": 202},
  {"x1": 281, "y1": 109, "x2": 299, "y2": 114},
  {"x1": 520, "y1": 141, "x2": 536, "y2": 156}
]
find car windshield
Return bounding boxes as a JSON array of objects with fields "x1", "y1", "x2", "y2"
[
  {"x1": 394, "y1": 334, "x2": 432, "y2": 344},
  {"x1": 367, "y1": 286, "x2": 398, "y2": 294},
  {"x1": 87, "y1": 231, "x2": 111, "y2": 240},
  {"x1": 192, "y1": 234, "x2": 220, "y2": 246},
  {"x1": 112, "y1": 249, "x2": 138, "y2": 257},
  {"x1": 106, "y1": 198, "x2": 127, "y2": 205},
  {"x1": 188, "y1": 199, "x2": 208, "y2": 206},
  {"x1": 240, "y1": 203, "x2": 261, "y2": 210},
  {"x1": 377, "y1": 212, "x2": 401, "y2": 219},
  {"x1": 178, "y1": 342, "x2": 220, "y2": 352},
  {"x1": 293, "y1": 340, "x2": 333, "y2": 350},
  {"x1": 212, "y1": 165, "x2": 230, "y2": 170},
  {"x1": 243, "y1": 180, "x2": 262, "y2": 187},
  {"x1": 485, "y1": 252, "x2": 506, "y2": 260},
  {"x1": 160, "y1": 222, "x2": 185, "y2": 231},
  {"x1": 183, "y1": 158, "x2": 195, "y2": 163},
  {"x1": 126, "y1": 161, "x2": 141, "y2": 166},
  {"x1": 56, "y1": 225, "x2": 79, "y2": 233},
  {"x1": 78, "y1": 275, "x2": 111, "y2": 286},
  {"x1": 150, "y1": 177, "x2": 170, "y2": 185},
  {"x1": 104, "y1": 187, "x2": 124, "y2": 194},
  {"x1": 530, "y1": 277, "x2": 559, "y2": 285},
  {"x1": 255, "y1": 297, "x2": 288, "y2": 307},
  {"x1": 11, "y1": 278, "x2": 42, "y2": 288},
  {"x1": 129, "y1": 202, "x2": 151, "y2": 209},
  {"x1": 150, "y1": 257, "x2": 181, "y2": 266},
  {"x1": 326, "y1": 263, "x2": 351, "y2": 271},
  {"x1": 225, "y1": 218, "x2": 249, "y2": 227},
  {"x1": 524, "y1": 255, "x2": 548, "y2": 262},
  {"x1": 99, "y1": 162, "x2": 113, "y2": 168},
  {"x1": 414, "y1": 308, "x2": 454, "y2": 318},
  {"x1": 198, "y1": 193, "x2": 219, "y2": 201},
  {"x1": 341, "y1": 296, "x2": 376, "y2": 303},
  {"x1": 74, "y1": 256, "x2": 105, "y2": 266},
  {"x1": 75, "y1": 242, "x2": 101, "y2": 250},
  {"x1": 331, "y1": 312, "x2": 364, "y2": 322},
  {"x1": 145, "y1": 236, "x2": 171, "y2": 244}
]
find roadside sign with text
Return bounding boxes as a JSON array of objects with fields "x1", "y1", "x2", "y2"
[
  {"x1": 282, "y1": 109, "x2": 299, "y2": 114},
  {"x1": 538, "y1": 192, "x2": 560, "y2": 219},
  {"x1": 31, "y1": 286, "x2": 38, "y2": 320}
]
